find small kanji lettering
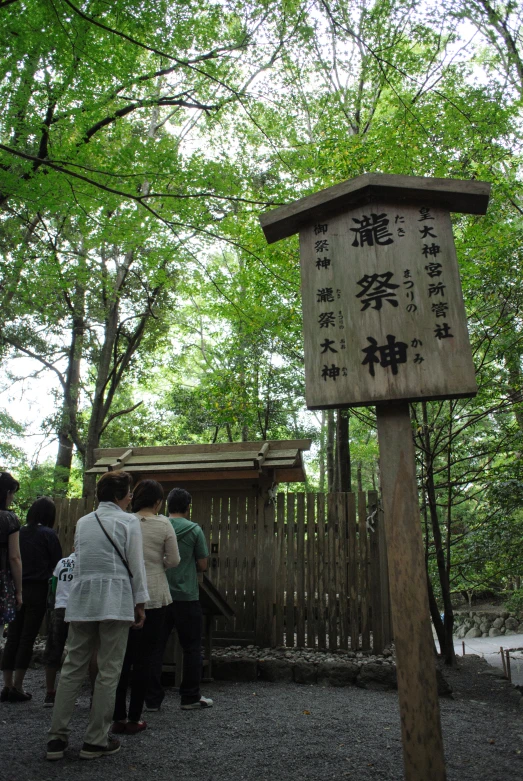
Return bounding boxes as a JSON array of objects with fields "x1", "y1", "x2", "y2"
[
  {"x1": 422, "y1": 243, "x2": 441, "y2": 258},
  {"x1": 419, "y1": 225, "x2": 437, "y2": 239},
  {"x1": 315, "y1": 240, "x2": 329, "y2": 253},
  {"x1": 320, "y1": 338, "x2": 338, "y2": 354},
  {"x1": 428, "y1": 282, "x2": 446, "y2": 297},
  {"x1": 314, "y1": 224, "x2": 328, "y2": 235},
  {"x1": 431, "y1": 301, "x2": 449, "y2": 318},
  {"x1": 434, "y1": 322, "x2": 454, "y2": 339},
  {"x1": 425, "y1": 262, "x2": 443, "y2": 278},
  {"x1": 317, "y1": 287, "x2": 335, "y2": 303},
  {"x1": 418, "y1": 207, "x2": 435, "y2": 221},
  {"x1": 316, "y1": 257, "x2": 331, "y2": 269}
]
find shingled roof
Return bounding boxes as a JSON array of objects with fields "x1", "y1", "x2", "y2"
[{"x1": 87, "y1": 440, "x2": 311, "y2": 484}]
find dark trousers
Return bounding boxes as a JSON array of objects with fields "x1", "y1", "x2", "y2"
[
  {"x1": 113, "y1": 606, "x2": 167, "y2": 722},
  {"x1": 1, "y1": 580, "x2": 48, "y2": 671},
  {"x1": 146, "y1": 600, "x2": 203, "y2": 707}
]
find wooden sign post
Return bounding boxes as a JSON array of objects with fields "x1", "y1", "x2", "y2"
[{"x1": 259, "y1": 174, "x2": 490, "y2": 781}]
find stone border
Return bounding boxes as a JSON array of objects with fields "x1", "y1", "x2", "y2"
[
  {"x1": 453, "y1": 610, "x2": 523, "y2": 639},
  {"x1": 211, "y1": 655, "x2": 453, "y2": 697}
]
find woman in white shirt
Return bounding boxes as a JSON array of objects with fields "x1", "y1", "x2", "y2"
[
  {"x1": 111, "y1": 479, "x2": 179, "y2": 734},
  {"x1": 47, "y1": 470, "x2": 149, "y2": 761}
]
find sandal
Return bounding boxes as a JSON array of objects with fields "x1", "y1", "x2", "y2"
[
  {"x1": 8, "y1": 687, "x2": 32, "y2": 702},
  {"x1": 125, "y1": 720, "x2": 147, "y2": 734}
]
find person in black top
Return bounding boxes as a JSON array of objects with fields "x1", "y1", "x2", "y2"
[
  {"x1": 0, "y1": 473, "x2": 23, "y2": 705},
  {"x1": 1, "y1": 496, "x2": 62, "y2": 702}
]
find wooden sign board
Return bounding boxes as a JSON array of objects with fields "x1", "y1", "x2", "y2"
[
  {"x1": 259, "y1": 174, "x2": 491, "y2": 781},
  {"x1": 300, "y1": 202, "x2": 477, "y2": 408}
]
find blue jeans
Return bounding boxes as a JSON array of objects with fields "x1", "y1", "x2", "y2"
[{"x1": 146, "y1": 600, "x2": 202, "y2": 707}]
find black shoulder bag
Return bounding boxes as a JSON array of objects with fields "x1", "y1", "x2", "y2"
[{"x1": 94, "y1": 512, "x2": 133, "y2": 579}]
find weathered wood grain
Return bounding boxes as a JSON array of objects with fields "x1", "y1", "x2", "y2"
[
  {"x1": 377, "y1": 403, "x2": 446, "y2": 781},
  {"x1": 300, "y1": 204, "x2": 477, "y2": 409}
]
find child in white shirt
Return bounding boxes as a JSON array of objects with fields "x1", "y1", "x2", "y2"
[{"x1": 43, "y1": 552, "x2": 76, "y2": 706}]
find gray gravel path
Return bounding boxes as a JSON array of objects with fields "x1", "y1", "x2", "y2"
[{"x1": 2, "y1": 659, "x2": 523, "y2": 781}]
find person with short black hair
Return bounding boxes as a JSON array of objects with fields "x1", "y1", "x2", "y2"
[
  {"x1": 0, "y1": 472, "x2": 22, "y2": 703},
  {"x1": 145, "y1": 486, "x2": 212, "y2": 711},
  {"x1": 46, "y1": 470, "x2": 149, "y2": 761},
  {"x1": 1, "y1": 496, "x2": 62, "y2": 702},
  {"x1": 111, "y1": 480, "x2": 180, "y2": 734}
]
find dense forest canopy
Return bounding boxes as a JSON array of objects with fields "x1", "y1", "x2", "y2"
[{"x1": 2, "y1": 0, "x2": 523, "y2": 655}]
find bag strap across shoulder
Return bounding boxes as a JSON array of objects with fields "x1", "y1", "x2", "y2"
[{"x1": 94, "y1": 512, "x2": 133, "y2": 579}]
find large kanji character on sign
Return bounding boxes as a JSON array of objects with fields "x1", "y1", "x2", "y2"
[
  {"x1": 321, "y1": 364, "x2": 340, "y2": 381},
  {"x1": 356, "y1": 272, "x2": 399, "y2": 310},
  {"x1": 361, "y1": 335, "x2": 408, "y2": 377},
  {"x1": 318, "y1": 312, "x2": 336, "y2": 328},
  {"x1": 350, "y1": 213, "x2": 394, "y2": 247}
]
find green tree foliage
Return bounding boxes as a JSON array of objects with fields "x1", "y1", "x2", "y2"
[{"x1": 2, "y1": 0, "x2": 523, "y2": 656}]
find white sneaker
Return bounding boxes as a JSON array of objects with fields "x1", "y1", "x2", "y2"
[{"x1": 181, "y1": 696, "x2": 213, "y2": 710}]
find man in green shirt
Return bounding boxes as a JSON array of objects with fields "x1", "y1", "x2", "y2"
[{"x1": 145, "y1": 487, "x2": 212, "y2": 710}]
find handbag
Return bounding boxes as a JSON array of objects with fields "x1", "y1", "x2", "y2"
[{"x1": 94, "y1": 512, "x2": 133, "y2": 579}]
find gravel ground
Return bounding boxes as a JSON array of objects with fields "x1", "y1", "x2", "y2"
[{"x1": 1, "y1": 657, "x2": 523, "y2": 781}]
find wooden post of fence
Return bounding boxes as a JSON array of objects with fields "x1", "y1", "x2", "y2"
[
  {"x1": 505, "y1": 649, "x2": 512, "y2": 683},
  {"x1": 501, "y1": 647, "x2": 507, "y2": 677},
  {"x1": 377, "y1": 403, "x2": 446, "y2": 781},
  {"x1": 255, "y1": 477, "x2": 276, "y2": 647}
]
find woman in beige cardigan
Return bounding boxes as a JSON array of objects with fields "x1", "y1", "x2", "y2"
[{"x1": 112, "y1": 479, "x2": 180, "y2": 733}]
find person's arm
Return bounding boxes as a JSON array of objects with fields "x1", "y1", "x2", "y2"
[
  {"x1": 132, "y1": 603, "x2": 146, "y2": 629},
  {"x1": 194, "y1": 527, "x2": 209, "y2": 573},
  {"x1": 196, "y1": 557, "x2": 208, "y2": 572},
  {"x1": 164, "y1": 524, "x2": 180, "y2": 569},
  {"x1": 125, "y1": 516, "x2": 149, "y2": 606},
  {"x1": 8, "y1": 531, "x2": 22, "y2": 609},
  {"x1": 48, "y1": 531, "x2": 63, "y2": 569}
]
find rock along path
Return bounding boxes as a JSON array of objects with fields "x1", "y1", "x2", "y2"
[{"x1": 1, "y1": 657, "x2": 523, "y2": 781}]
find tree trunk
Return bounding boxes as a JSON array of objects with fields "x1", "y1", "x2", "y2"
[
  {"x1": 336, "y1": 408, "x2": 351, "y2": 492},
  {"x1": 54, "y1": 281, "x2": 86, "y2": 493},
  {"x1": 422, "y1": 402, "x2": 456, "y2": 665},
  {"x1": 319, "y1": 410, "x2": 326, "y2": 492},
  {"x1": 326, "y1": 409, "x2": 335, "y2": 492}
]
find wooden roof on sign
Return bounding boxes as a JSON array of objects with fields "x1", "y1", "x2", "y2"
[
  {"x1": 87, "y1": 439, "x2": 311, "y2": 484},
  {"x1": 259, "y1": 173, "x2": 491, "y2": 244}
]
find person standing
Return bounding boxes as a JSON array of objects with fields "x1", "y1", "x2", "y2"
[
  {"x1": 46, "y1": 470, "x2": 149, "y2": 761},
  {"x1": 0, "y1": 472, "x2": 22, "y2": 703},
  {"x1": 2, "y1": 496, "x2": 61, "y2": 702},
  {"x1": 145, "y1": 487, "x2": 212, "y2": 711},
  {"x1": 112, "y1": 479, "x2": 180, "y2": 734},
  {"x1": 43, "y1": 549, "x2": 77, "y2": 706}
]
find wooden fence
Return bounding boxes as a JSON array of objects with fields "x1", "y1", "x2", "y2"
[
  {"x1": 191, "y1": 490, "x2": 391, "y2": 651},
  {"x1": 54, "y1": 490, "x2": 392, "y2": 652}
]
